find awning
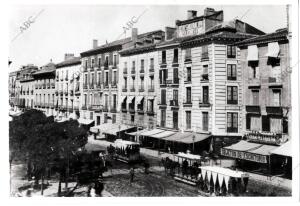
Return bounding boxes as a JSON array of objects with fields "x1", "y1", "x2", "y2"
[
  {"x1": 221, "y1": 140, "x2": 277, "y2": 164},
  {"x1": 120, "y1": 96, "x2": 127, "y2": 103},
  {"x1": 200, "y1": 166, "x2": 249, "y2": 178},
  {"x1": 126, "y1": 129, "x2": 149, "y2": 136},
  {"x1": 271, "y1": 141, "x2": 291, "y2": 157},
  {"x1": 90, "y1": 123, "x2": 115, "y2": 133},
  {"x1": 150, "y1": 130, "x2": 176, "y2": 139},
  {"x1": 247, "y1": 45, "x2": 258, "y2": 61},
  {"x1": 127, "y1": 96, "x2": 135, "y2": 102},
  {"x1": 136, "y1": 96, "x2": 144, "y2": 104},
  {"x1": 176, "y1": 152, "x2": 201, "y2": 160},
  {"x1": 103, "y1": 124, "x2": 135, "y2": 136},
  {"x1": 265, "y1": 42, "x2": 280, "y2": 58},
  {"x1": 163, "y1": 132, "x2": 192, "y2": 141},
  {"x1": 77, "y1": 118, "x2": 94, "y2": 125},
  {"x1": 176, "y1": 133, "x2": 210, "y2": 144},
  {"x1": 140, "y1": 129, "x2": 165, "y2": 136}
]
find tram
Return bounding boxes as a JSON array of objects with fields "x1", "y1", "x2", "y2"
[{"x1": 109, "y1": 139, "x2": 141, "y2": 163}]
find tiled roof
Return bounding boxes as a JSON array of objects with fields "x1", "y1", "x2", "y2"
[
  {"x1": 81, "y1": 30, "x2": 164, "y2": 56},
  {"x1": 119, "y1": 44, "x2": 157, "y2": 56},
  {"x1": 181, "y1": 31, "x2": 257, "y2": 47},
  {"x1": 33, "y1": 62, "x2": 56, "y2": 75},
  {"x1": 56, "y1": 57, "x2": 81, "y2": 68},
  {"x1": 235, "y1": 28, "x2": 289, "y2": 46}
]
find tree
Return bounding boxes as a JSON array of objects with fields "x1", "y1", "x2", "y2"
[{"x1": 9, "y1": 110, "x2": 88, "y2": 196}]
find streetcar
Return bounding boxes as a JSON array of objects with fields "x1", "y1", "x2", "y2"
[{"x1": 108, "y1": 139, "x2": 141, "y2": 163}]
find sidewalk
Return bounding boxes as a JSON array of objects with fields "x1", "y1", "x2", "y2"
[{"x1": 89, "y1": 137, "x2": 292, "y2": 190}]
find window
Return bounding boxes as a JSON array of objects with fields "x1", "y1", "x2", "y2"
[
  {"x1": 227, "y1": 64, "x2": 237, "y2": 80},
  {"x1": 85, "y1": 59, "x2": 88, "y2": 68},
  {"x1": 202, "y1": 65, "x2": 209, "y2": 80},
  {"x1": 162, "y1": 51, "x2": 166, "y2": 64},
  {"x1": 185, "y1": 48, "x2": 191, "y2": 61},
  {"x1": 186, "y1": 87, "x2": 191, "y2": 103},
  {"x1": 104, "y1": 114, "x2": 108, "y2": 123},
  {"x1": 173, "y1": 49, "x2": 178, "y2": 63},
  {"x1": 84, "y1": 94, "x2": 87, "y2": 106},
  {"x1": 186, "y1": 67, "x2": 191, "y2": 82},
  {"x1": 249, "y1": 62, "x2": 259, "y2": 79},
  {"x1": 173, "y1": 89, "x2": 178, "y2": 105},
  {"x1": 84, "y1": 74, "x2": 88, "y2": 86},
  {"x1": 227, "y1": 46, "x2": 236, "y2": 58},
  {"x1": 150, "y1": 58, "x2": 154, "y2": 70},
  {"x1": 91, "y1": 58, "x2": 95, "y2": 68},
  {"x1": 105, "y1": 56, "x2": 109, "y2": 67},
  {"x1": 132, "y1": 61, "x2": 136, "y2": 72},
  {"x1": 252, "y1": 90, "x2": 259, "y2": 105},
  {"x1": 105, "y1": 72, "x2": 109, "y2": 86},
  {"x1": 227, "y1": 86, "x2": 238, "y2": 104},
  {"x1": 91, "y1": 73, "x2": 94, "y2": 85},
  {"x1": 227, "y1": 112, "x2": 238, "y2": 133},
  {"x1": 159, "y1": 69, "x2": 167, "y2": 84},
  {"x1": 124, "y1": 77, "x2": 127, "y2": 89},
  {"x1": 272, "y1": 89, "x2": 281, "y2": 106},
  {"x1": 202, "y1": 112, "x2": 208, "y2": 131},
  {"x1": 113, "y1": 71, "x2": 117, "y2": 85},
  {"x1": 201, "y1": 45, "x2": 208, "y2": 60},
  {"x1": 98, "y1": 58, "x2": 101, "y2": 68},
  {"x1": 113, "y1": 55, "x2": 117, "y2": 66},
  {"x1": 97, "y1": 72, "x2": 101, "y2": 85},
  {"x1": 90, "y1": 112, "x2": 93, "y2": 120},
  {"x1": 173, "y1": 111, "x2": 178, "y2": 129},
  {"x1": 202, "y1": 86, "x2": 209, "y2": 104},
  {"x1": 161, "y1": 110, "x2": 166, "y2": 127},
  {"x1": 96, "y1": 116, "x2": 100, "y2": 125},
  {"x1": 112, "y1": 114, "x2": 116, "y2": 123},
  {"x1": 262, "y1": 115, "x2": 270, "y2": 132},
  {"x1": 131, "y1": 115, "x2": 135, "y2": 124},
  {"x1": 173, "y1": 68, "x2": 179, "y2": 84},
  {"x1": 149, "y1": 76, "x2": 154, "y2": 91},
  {"x1": 113, "y1": 94, "x2": 117, "y2": 109},
  {"x1": 161, "y1": 89, "x2": 166, "y2": 105},
  {"x1": 186, "y1": 111, "x2": 191, "y2": 130},
  {"x1": 140, "y1": 77, "x2": 144, "y2": 90},
  {"x1": 141, "y1": 59, "x2": 144, "y2": 71}
]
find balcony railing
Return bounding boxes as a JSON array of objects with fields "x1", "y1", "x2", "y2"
[
  {"x1": 201, "y1": 74, "x2": 209, "y2": 81},
  {"x1": 246, "y1": 105, "x2": 261, "y2": 113},
  {"x1": 111, "y1": 81, "x2": 117, "y2": 87},
  {"x1": 173, "y1": 78, "x2": 179, "y2": 84},
  {"x1": 91, "y1": 105, "x2": 102, "y2": 111},
  {"x1": 266, "y1": 106, "x2": 283, "y2": 115},
  {"x1": 183, "y1": 101, "x2": 192, "y2": 107},
  {"x1": 245, "y1": 131, "x2": 284, "y2": 145},
  {"x1": 185, "y1": 55, "x2": 192, "y2": 62},
  {"x1": 201, "y1": 52, "x2": 209, "y2": 61},
  {"x1": 170, "y1": 100, "x2": 178, "y2": 107},
  {"x1": 90, "y1": 84, "x2": 94, "y2": 89},
  {"x1": 199, "y1": 101, "x2": 211, "y2": 107}
]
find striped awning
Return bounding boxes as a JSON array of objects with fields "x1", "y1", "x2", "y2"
[{"x1": 136, "y1": 96, "x2": 144, "y2": 104}]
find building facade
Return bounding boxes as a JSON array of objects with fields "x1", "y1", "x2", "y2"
[
  {"x1": 9, "y1": 71, "x2": 20, "y2": 110},
  {"x1": 55, "y1": 54, "x2": 81, "y2": 119},
  {"x1": 156, "y1": 8, "x2": 265, "y2": 153},
  {"x1": 119, "y1": 31, "x2": 165, "y2": 129},
  {"x1": 32, "y1": 62, "x2": 56, "y2": 116},
  {"x1": 80, "y1": 29, "x2": 165, "y2": 126}
]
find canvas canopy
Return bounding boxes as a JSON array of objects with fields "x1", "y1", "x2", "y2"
[
  {"x1": 139, "y1": 129, "x2": 164, "y2": 136},
  {"x1": 271, "y1": 141, "x2": 292, "y2": 157},
  {"x1": 149, "y1": 130, "x2": 176, "y2": 139},
  {"x1": 265, "y1": 42, "x2": 280, "y2": 58},
  {"x1": 247, "y1": 45, "x2": 259, "y2": 61},
  {"x1": 77, "y1": 118, "x2": 94, "y2": 125},
  {"x1": 176, "y1": 152, "x2": 201, "y2": 160}
]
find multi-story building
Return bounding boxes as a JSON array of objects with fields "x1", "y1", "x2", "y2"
[
  {"x1": 18, "y1": 65, "x2": 39, "y2": 110},
  {"x1": 221, "y1": 28, "x2": 291, "y2": 177},
  {"x1": 55, "y1": 54, "x2": 81, "y2": 119},
  {"x1": 80, "y1": 29, "x2": 165, "y2": 126},
  {"x1": 118, "y1": 29, "x2": 165, "y2": 128},
  {"x1": 9, "y1": 70, "x2": 20, "y2": 110},
  {"x1": 32, "y1": 62, "x2": 56, "y2": 116},
  {"x1": 156, "y1": 8, "x2": 265, "y2": 153}
]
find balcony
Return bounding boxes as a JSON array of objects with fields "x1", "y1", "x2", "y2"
[
  {"x1": 139, "y1": 87, "x2": 145, "y2": 92},
  {"x1": 130, "y1": 88, "x2": 135, "y2": 92},
  {"x1": 148, "y1": 87, "x2": 155, "y2": 92},
  {"x1": 183, "y1": 101, "x2": 192, "y2": 107},
  {"x1": 201, "y1": 52, "x2": 209, "y2": 61},
  {"x1": 131, "y1": 68, "x2": 136, "y2": 75},
  {"x1": 149, "y1": 65, "x2": 154, "y2": 73},
  {"x1": 140, "y1": 68, "x2": 145, "y2": 74},
  {"x1": 227, "y1": 100, "x2": 238, "y2": 105},
  {"x1": 246, "y1": 105, "x2": 261, "y2": 113},
  {"x1": 147, "y1": 110, "x2": 155, "y2": 116},
  {"x1": 123, "y1": 68, "x2": 128, "y2": 74},
  {"x1": 268, "y1": 77, "x2": 282, "y2": 87},
  {"x1": 110, "y1": 108, "x2": 117, "y2": 113},
  {"x1": 199, "y1": 101, "x2": 211, "y2": 107},
  {"x1": 83, "y1": 84, "x2": 88, "y2": 90},
  {"x1": 169, "y1": 100, "x2": 179, "y2": 107},
  {"x1": 91, "y1": 105, "x2": 102, "y2": 111},
  {"x1": 201, "y1": 74, "x2": 209, "y2": 81},
  {"x1": 129, "y1": 108, "x2": 135, "y2": 113},
  {"x1": 111, "y1": 81, "x2": 117, "y2": 88},
  {"x1": 184, "y1": 55, "x2": 192, "y2": 63},
  {"x1": 266, "y1": 106, "x2": 283, "y2": 115}
]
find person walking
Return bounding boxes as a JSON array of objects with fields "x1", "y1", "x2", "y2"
[{"x1": 129, "y1": 167, "x2": 134, "y2": 185}]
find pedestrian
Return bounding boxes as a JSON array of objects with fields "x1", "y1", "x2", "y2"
[{"x1": 129, "y1": 167, "x2": 134, "y2": 185}]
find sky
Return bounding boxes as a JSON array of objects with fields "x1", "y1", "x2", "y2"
[{"x1": 9, "y1": 5, "x2": 288, "y2": 72}]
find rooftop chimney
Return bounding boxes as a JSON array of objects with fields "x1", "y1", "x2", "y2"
[
  {"x1": 187, "y1": 10, "x2": 197, "y2": 20},
  {"x1": 132, "y1": 28, "x2": 138, "y2": 43},
  {"x1": 64, "y1": 53, "x2": 74, "y2": 61},
  {"x1": 165, "y1": 27, "x2": 176, "y2": 40},
  {"x1": 93, "y1": 39, "x2": 98, "y2": 49},
  {"x1": 204, "y1": 8, "x2": 216, "y2": 16}
]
